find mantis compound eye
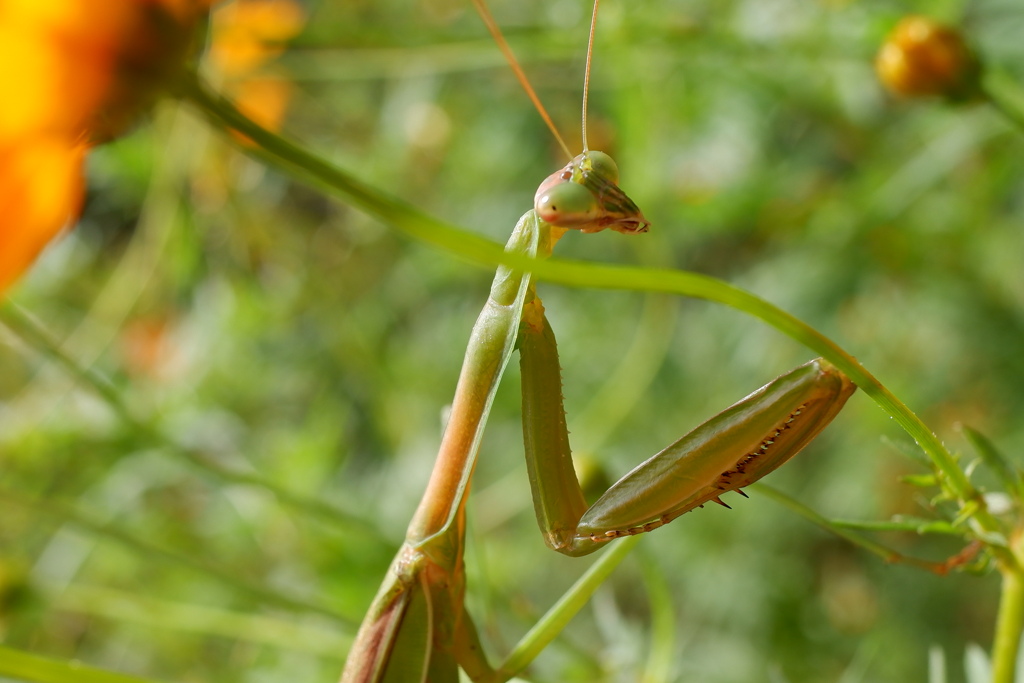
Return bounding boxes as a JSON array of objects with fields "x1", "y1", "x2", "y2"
[
  {"x1": 584, "y1": 150, "x2": 619, "y2": 186},
  {"x1": 535, "y1": 180, "x2": 600, "y2": 228}
]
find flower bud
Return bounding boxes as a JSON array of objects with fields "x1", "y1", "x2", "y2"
[{"x1": 875, "y1": 16, "x2": 978, "y2": 99}]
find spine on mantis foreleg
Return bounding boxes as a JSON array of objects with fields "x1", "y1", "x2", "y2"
[{"x1": 576, "y1": 359, "x2": 857, "y2": 544}]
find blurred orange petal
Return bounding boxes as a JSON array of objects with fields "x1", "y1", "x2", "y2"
[
  {"x1": 0, "y1": 140, "x2": 86, "y2": 293},
  {"x1": 0, "y1": 7, "x2": 112, "y2": 141},
  {"x1": 0, "y1": 0, "x2": 214, "y2": 294},
  {"x1": 236, "y1": 76, "x2": 294, "y2": 132},
  {"x1": 209, "y1": 0, "x2": 305, "y2": 74},
  {"x1": 120, "y1": 314, "x2": 180, "y2": 380}
]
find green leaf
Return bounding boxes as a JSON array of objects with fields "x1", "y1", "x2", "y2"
[{"x1": 961, "y1": 425, "x2": 1024, "y2": 501}]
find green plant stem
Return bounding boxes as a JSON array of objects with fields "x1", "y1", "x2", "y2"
[
  {"x1": 992, "y1": 535, "x2": 1024, "y2": 683},
  {"x1": 638, "y1": 546, "x2": 676, "y2": 683},
  {"x1": 828, "y1": 518, "x2": 960, "y2": 535},
  {"x1": 753, "y1": 484, "x2": 968, "y2": 574},
  {"x1": 486, "y1": 535, "x2": 641, "y2": 682},
  {"x1": 182, "y1": 72, "x2": 1013, "y2": 567}
]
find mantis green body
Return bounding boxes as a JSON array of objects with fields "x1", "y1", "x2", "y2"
[
  {"x1": 339, "y1": 149, "x2": 856, "y2": 681},
  {"x1": 341, "y1": 3, "x2": 853, "y2": 680}
]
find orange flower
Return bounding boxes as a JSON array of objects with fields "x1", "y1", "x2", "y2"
[{"x1": 0, "y1": 0, "x2": 212, "y2": 294}]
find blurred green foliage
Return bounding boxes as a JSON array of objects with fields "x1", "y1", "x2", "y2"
[{"x1": 2, "y1": 0, "x2": 1024, "y2": 681}]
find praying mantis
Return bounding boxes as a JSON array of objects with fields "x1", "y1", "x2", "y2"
[{"x1": 340, "y1": 1, "x2": 856, "y2": 680}]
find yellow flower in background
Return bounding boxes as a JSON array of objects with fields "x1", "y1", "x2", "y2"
[{"x1": 0, "y1": 0, "x2": 212, "y2": 294}]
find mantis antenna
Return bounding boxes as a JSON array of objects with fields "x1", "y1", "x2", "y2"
[
  {"x1": 470, "y1": 0, "x2": 587, "y2": 161},
  {"x1": 581, "y1": 0, "x2": 600, "y2": 152}
]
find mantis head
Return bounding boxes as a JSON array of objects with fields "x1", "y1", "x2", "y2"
[{"x1": 534, "y1": 150, "x2": 650, "y2": 234}]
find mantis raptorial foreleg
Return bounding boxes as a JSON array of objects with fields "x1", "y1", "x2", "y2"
[{"x1": 519, "y1": 300, "x2": 855, "y2": 557}]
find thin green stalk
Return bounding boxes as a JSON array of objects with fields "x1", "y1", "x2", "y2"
[
  {"x1": 828, "y1": 518, "x2": 960, "y2": 536},
  {"x1": 992, "y1": 535, "x2": 1024, "y2": 683},
  {"x1": 638, "y1": 547, "x2": 677, "y2": 683},
  {"x1": 487, "y1": 535, "x2": 641, "y2": 682},
  {"x1": 752, "y1": 484, "x2": 967, "y2": 574},
  {"x1": 183, "y1": 72, "x2": 1011, "y2": 565}
]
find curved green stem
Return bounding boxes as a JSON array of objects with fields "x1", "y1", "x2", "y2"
[
  {"x1": 181, "y1": 71, "x2": 1012, "y2": 565},
  {"x1": 828, "y1": 518, "x2": 960, "y2": 536},
  {"x1": 638, "y1": 545, "x2": 677, "y2": 683},
  {"x1": 754, "y1": 484, "x2": 982, "y2": 575}
]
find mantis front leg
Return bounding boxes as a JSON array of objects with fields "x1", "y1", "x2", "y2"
[{"x1": 518, "y1": 296, "x2": 856, "y2": 558}]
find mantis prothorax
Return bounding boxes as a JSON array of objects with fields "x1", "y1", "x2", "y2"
[{"x1": 340, "y1": 1, "x2": 856, "y2": 680}]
